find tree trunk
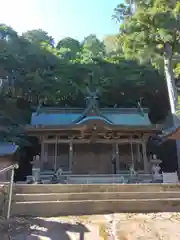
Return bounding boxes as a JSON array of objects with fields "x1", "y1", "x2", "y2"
[{"x1": 164, "y1": 43, "x2": 177, "y2": 118}]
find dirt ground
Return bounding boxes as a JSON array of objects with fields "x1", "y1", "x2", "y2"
[
  {"x1": 114, "y1": 213, "x2": 180, "y2": 240},
  {"x1": 1, "y1": 213, "x2": 180, "y2": 239}
]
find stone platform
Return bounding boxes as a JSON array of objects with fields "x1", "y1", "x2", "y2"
[{"x1": 1, "y1": 183, "x2": 180, "y2": 217}]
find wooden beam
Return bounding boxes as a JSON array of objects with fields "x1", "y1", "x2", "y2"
[
  {"x1": 115, "y1": 143, "x2": 120, "y2": 173},
  {"x1": 142, "y1": 140, "x2": 149, "y2": 173},
  {"x1": 40, "y1": 136, "x2": 45, "y2": 165},
  {"x1": 25, "y1": 125, "x2": 161, "y2": 134},
  {"x1": 43, "y1": 139, "x2": 143, "y2": 144},
  {"x1": 54, "y1": 136, "x2": 58, "y2": 171},
  {"x1": 69, "y1": 141, "x2": 73, "y2": 172}
]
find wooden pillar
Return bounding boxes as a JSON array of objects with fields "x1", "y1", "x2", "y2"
[
  {"x1": 115, "y1": 143, "x2": 120, "y2": 173},
  {"x1": 40, "y1": 136, "x2": 45, "y2": 168},
  {"x1": 69, "y1": 141, "x2": 73, "y2": 172},
  {"x1": 142, "y1": 139, "x2": 149, "y2": 173},
  {"x1": 136, "y1": 143, "x2": 141, "y2": 162},
  {"x1": 54, "y1": 136, "x2": 58, "y2": 171},
  {"x1": 130, "y1": 141, "x2": 134, "y2": 167}
]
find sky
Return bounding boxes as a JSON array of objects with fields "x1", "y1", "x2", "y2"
[{"x1": 0, "y1": 0, "x2": 121, "y2": 43}]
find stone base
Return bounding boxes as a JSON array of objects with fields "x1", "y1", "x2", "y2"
[{"x1": 1, "y1": 183, "x2": 179, "y2": 217}]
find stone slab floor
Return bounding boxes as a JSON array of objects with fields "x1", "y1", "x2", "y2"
[{"x1": 1, "y1": 213, "x2": 180, "y2": 239}]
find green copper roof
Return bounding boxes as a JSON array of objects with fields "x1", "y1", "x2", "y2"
[
  {"x1": 30, "y1": 88, "x2": 154, "y2": 127},
  {"x1": 31, "y1": 108, "x2": 151, "y2": 126}
]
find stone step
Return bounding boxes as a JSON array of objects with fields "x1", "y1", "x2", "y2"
[
  {"x1": 11, "y1": 198, "x2": 180, "y2": 217},
  {"x1": 14, "y1": 183, "x2": 180, "y2": 194},
  {"x1": 14, "y1": 191, "x2": 180, "y2": 202}
]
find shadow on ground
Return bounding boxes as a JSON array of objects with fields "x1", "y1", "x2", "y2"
[{"x1": 1, "y1": 217, "x2": 89, "y2": 240}]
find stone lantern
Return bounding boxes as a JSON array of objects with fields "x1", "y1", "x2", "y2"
[
  {"x1": 150, "y1": 154, "x2": 162, "y2": 182},
  {"x1": 32, "y1": 155, "x2": 41, "y2": 183}
]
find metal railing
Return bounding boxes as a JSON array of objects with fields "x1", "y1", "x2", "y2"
[{"x1": 0, "y1": 163, "x2": 18, "y2": 219}]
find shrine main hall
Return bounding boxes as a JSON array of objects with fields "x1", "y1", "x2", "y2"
[{"x1": 25, "y1": 94, "x2": 161, "y2": 175}]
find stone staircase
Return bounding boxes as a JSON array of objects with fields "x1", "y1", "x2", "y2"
[{"x1": 5, "y1": 184, "x2": 180, "y2": 217}]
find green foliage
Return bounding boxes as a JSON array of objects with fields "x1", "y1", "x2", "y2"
[
  {"x1": 0, "y1": 99, "x2": 31, "y2": 146},
  {"x1": 115, "y1": 0, "x2": 180, "y2": 62},
  {"x1": 0, "y1": 24, "x2": 18, "y2": 40},
  {"x1": 81, "y1": 35, "x2": 105, "y2": 61},
  {"x1": 57, "y1": 37, "x2": 81, "y2": 60},
  {"x1": 0, "y1": 23, "x2": 164, "y2": 107},
  {"x1": 22, "y1": 29, "x2": 54, "y2": 45},
  {"x1": 103, "y1": 34, "x2": 122, "y2": 56}
]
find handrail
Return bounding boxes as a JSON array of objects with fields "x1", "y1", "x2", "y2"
[
  {"x1": 0, "y1": 164, "x2": 18, "y2": 174},
  {"x1": 0, "y1": 163, "x2": 19, "y2": 220}
]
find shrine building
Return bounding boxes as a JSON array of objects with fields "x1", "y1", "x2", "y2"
[{"x1": 25, "y1": 93, "x2": 161, "y2": 175}]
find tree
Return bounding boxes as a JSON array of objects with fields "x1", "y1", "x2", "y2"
[
  {"x1": 81, "y1": 34, "x2": 105, "y2": 61},
  {"x1": 57, "y1": 37, "x2": 80, "y2": 60},
  {"x1": 0, "y1": 22, "x2": 168, "y2": 113},
  {"x1": 114, "y1": 0, "x2": 180, "y2": 118},
  {"x1": 0, "y1": 24, "x2": 18, "y2": 40},
  {"x1": 0, "y1": 97, "x2": 31, "y2": 146},
  {"x1": 22, "y1": 29, "x2": 54, "y2": 45},
  {"x1": 103, "y1": 34, "x2": 122, "y2": 56}
]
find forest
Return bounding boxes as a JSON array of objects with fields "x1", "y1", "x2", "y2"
[{"x1": 0, "y1": 0, "x2": 180, "y2": 147}]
